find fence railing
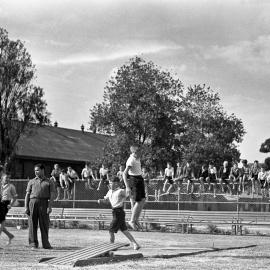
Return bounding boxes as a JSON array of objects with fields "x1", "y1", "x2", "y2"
[{"x1": 11, "y1": 178, "x2": 270, "y2": 214}]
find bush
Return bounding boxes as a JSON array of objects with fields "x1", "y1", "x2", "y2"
[
  {"x1": 78, "y1": 223, "x2": 90, "y2": 229},
  {"x1": 207, "y1": 224, "x2": 218, "y2": 234}
]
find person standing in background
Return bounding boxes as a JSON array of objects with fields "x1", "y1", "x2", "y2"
[
  {"x1": 24, "y1": 163, "x2": 55, "y2": 249},
  {"x1": 117, "y1": 165, "x2": 125, "y2": 188},
  {"x1": 97, "y1": 164, "x2": 110, "y2": 191},
  {"x1": 142, "y1": 167, "x2": 150, "y2": 200}
]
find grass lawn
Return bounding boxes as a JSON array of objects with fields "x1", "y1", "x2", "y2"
[{"x1": 0, "y1": 227, "x2": 270, "y2": 270}]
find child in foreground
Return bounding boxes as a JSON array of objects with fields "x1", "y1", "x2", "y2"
[
  {"x1": 98, "y1": 176, "x2": 140, "y2": 250},
  {"x1": 0, "y1": 174, "x2": 18, "y2": 245}
]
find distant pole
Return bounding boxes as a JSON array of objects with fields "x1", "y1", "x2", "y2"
[
  {"x1": 0, "y1": 66, "x2": 4, "y2": 90},
  {"x1": 177, "y1": 186, "x2": 180, "y2": 214},
  {"x1": 236, "y1": 192, "x2": 240, "y2": 234},
  {"x1": 73, "y1": 181, "x2": 76, "y2": 208}
]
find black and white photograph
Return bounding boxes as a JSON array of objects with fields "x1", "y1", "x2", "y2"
[{"x1": 0, "y1": 0, "x2": 270, "y2": 269}]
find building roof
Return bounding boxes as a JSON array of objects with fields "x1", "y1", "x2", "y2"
[{"x1": 15, "y1": 125, "x2": 108, "y2": 163}]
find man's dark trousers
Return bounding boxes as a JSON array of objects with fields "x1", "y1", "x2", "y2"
[{"x1": 28, "y1": 198, "x2": 51, "y2": 248}]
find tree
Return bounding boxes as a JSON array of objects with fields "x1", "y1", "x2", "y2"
[
  {"x1": 260, "y1": 138, "x2": 270, "y2": 153},
  {"x1": 264, "y1": 157, "x2": 270, "y2": 170},
  {"x1": 0, "y1": 28, "x2": 50, "y2": 167},
  {"x1": 180, "y1": 85, "x2": 245, "y2": 170},
  {"x1": 89, "y1": 57, "x2": 245, "y2": 172},
  {"x1": 90, "y1": 56, "x2": 184, "y2": 169}
]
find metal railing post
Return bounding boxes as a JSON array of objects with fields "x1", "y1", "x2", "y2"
[{"x1": 73, "y1": 181, "x2": 76, "y2": 208}]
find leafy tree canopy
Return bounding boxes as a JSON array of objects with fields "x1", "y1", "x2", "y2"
[
  {"x1": 90, "y1": 57, "x2": 245, "y2": 171},
  {"x1": 0, "y1": 28, "x2": 50, "y2": 167},
  {"x1": 180, "y1": 85, "x2": 245, "y2": 169},
  {"x1": 260, "y1": 138, "x2": 270, "y2": 153}
]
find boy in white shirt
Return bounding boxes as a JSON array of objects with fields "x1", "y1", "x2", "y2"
[
  {"x1": 0, "y1": 174, "x2": 18, "y2": 245},
  {"x1": 98, "y1": 176, "x2": 140, "y2": 250}
]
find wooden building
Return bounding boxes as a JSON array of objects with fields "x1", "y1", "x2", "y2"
[{"x1": 12, "y1": 125, "x2": 108, "y2": 178}]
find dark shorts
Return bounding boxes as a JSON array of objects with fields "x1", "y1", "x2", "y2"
[
  {"x1": 119, "y1": 180, "x2": 126, "y2": 189},
  {"x1": 52, "y1": 176, "x2": 61, "y2": 188},
  {"x1": 101, "y1": 175, "x2": 109, "y2": 185},
  {"x1": 0, "y1": 200, "x2": 10, "y2": 223},
  {"x1": 165, "y1": 176, "x2": 174, "y2": 185},
  {"x1": 209, "y1": 174, "x2": 216, "y2": 183},
  {"x1": 109, "y1": 207, "x2": 127, "y2": 233},
  {"x1": 251, "y1": 174, "x2": 258, "y2": 181},
  {"x1": 129, "y1": 175, "x2": 146, "y2": 202},
  {"x1": 68, "y1": 178, "x2": 75, "y2": 190},
  {"x1": 260, "y1": 180, "x2": 267, "y2": 189}
]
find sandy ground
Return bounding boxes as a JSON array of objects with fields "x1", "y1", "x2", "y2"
[{"x1": 1, "y1": 228, "x2": 270, "y2": 269}]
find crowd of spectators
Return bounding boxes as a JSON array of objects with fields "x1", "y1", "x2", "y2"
[
  {"x1": 48, "y1": 159, "x2": 270, "y2": 201},
  {"x1": 160, "y1": 159, "x2": 269, "y2": 199}
]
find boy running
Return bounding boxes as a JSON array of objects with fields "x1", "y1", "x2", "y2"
[
  {"x1": 98, "y1": 176, "x2": 140, "y2": 250},
  {"x1": 0, "y1": 174, "x2": 18, "y2": 245}
]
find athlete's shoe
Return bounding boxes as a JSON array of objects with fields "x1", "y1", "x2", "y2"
[
  {"x1": 7, "y1": 235, "x2": 14, "y2": 245},
  {"x1": 128, "y1": 221, "x2": 138, "y2": 230},
  {"x1": 135, "y1": 221, "x2": 143, "y2": 231},
  {"x1": 133, "y1": 243, "x2": 141, "y2": 250}
]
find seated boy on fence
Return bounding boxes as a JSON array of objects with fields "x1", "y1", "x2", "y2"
[
  {"x1": 229, "y1": 162, "x2": 241, "y2": 193},
  {"x1": 163, "y1": 162, "x2": 175, "y2": 194},
  {"x1": 207, "y1": 162, "x2": 217, "y2": 198},
  {"x1": 183, "y1": 160, "x2": 195, "y2": 195},
  {"x1": 258, "y1": 167, "x2": 268, "y2": 198},
  {"x1": 198, "y1": 164, "x2": 209, "y2": 195},
  {"x1": 98, "y1": 176, "x2": 140, "y2": 250},
  {"x1": 218, "y1": 161, "x2": 232, "y2": 195}
]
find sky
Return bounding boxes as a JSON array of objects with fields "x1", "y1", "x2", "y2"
[{"x1": 0, "y1": 0, "x2": 270, "y2": 162}]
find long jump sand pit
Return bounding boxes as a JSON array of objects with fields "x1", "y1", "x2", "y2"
[{"x1": 0, "y1": 228, "x2": 270, "y2": 269}]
